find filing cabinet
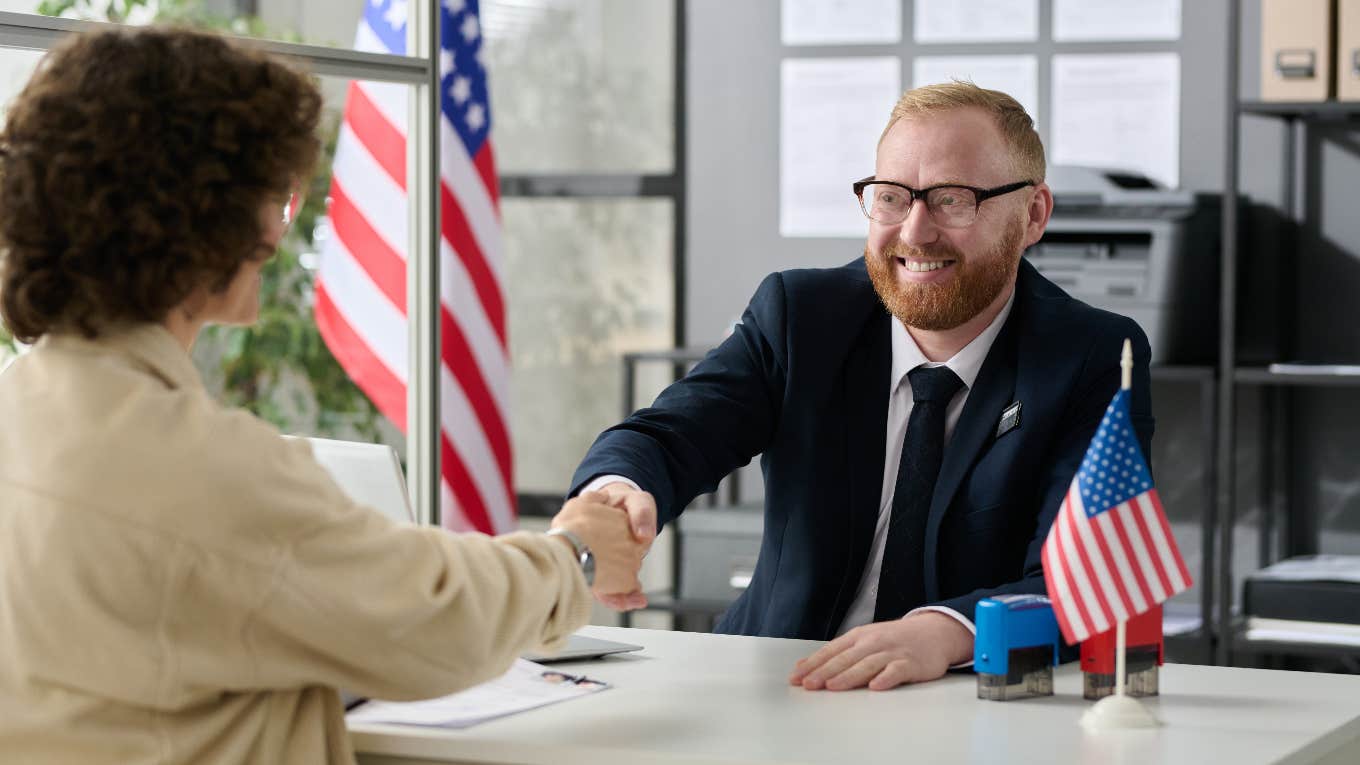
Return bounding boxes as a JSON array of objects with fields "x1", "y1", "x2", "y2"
[{"x1": 676, "y1": 505, "x2": 763, "y2": 602}]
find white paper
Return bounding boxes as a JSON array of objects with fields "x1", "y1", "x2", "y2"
[
  {"x1": 913, "y1": 0, "x2": 1038, "y2": 43},
  {"x1": 1246, "y1": 618, "x2": 1360, "y2": 647},
  {"x1": 1053, "y1": 0, "x2": 1181, "y2": 42},
  {"x1": 780, "y1": 57, "x2": 900, "y2": 238},
  {"x1": 345, "y1": 659, "x2": 608, "y2": 728},
  {"x1": 1051, "y1": 53, "x2": 1180, "y2": 189},
  {"x1": 912, "y1": 55, "x2": 1039, "y2": 125},
  {"x1": 782, "y1": 0, "x2": 902, "y2": 46}
]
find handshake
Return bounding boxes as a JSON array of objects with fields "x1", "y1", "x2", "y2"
[{"x1": 548, "y1": 482, "x2": 657, "y2": 612}]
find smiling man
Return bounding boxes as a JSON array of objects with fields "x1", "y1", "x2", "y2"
[{"x1": 569, "y1": 82, "x2": 1155, "y2": 690}]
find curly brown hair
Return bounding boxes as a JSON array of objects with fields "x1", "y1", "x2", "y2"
[{"x1": 0, "y1": 25, "x2": 322, "y2": 342}]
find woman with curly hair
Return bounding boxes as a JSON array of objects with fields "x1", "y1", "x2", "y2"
[{"x1": 0, "y1": 26, "x2": 646, "y2": 765}]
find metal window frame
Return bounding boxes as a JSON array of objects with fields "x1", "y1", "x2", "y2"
[
  {"x1": 0, "y1": 7, "x2": 443, "y2": 527},
  {"x1": 506, "y1": 0, "x2": 686, "y2": 517}
]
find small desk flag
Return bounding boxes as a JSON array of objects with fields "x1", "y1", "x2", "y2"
[{"x1": 1041, "y1": 389, "x2": 1191, "y2": 644}]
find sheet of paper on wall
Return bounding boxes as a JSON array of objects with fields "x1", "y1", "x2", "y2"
[
  {"x1": 781, "y1": 0, "x2": 901, "y2": 46},
  {"x1": 780, "y1": 56, "x2": 900, "y2": 238},
  {"x1": 913, "y1": 0, "x2": 1038, "y2": 43},
  {"x1": 345, "y1": 659, "x2": 609, "y2": 729},
  {"x1": 1052, "y1": 0, "x2": 1181, "y2": 42},
  {"x1": 913, "y1": 55, "x2": 1039, "y2": 127},
  {"x1": 1051, "y1": 53, "x2": 1180, "y2": 189}
]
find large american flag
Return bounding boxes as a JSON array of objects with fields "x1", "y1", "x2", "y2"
[
  {"x1": 316, "y1": 0, "x2": 514, "y2": 534},
  {"x1": 1041, "y1": 389, "x2": 1191, "y2": 644}
]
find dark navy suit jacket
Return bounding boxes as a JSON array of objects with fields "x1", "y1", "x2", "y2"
[{"x1": 571, "y1": 257, "x2": 1154, "y2": 640}]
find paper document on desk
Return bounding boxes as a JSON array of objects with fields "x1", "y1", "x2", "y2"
[{"x1": 345, "y1": 659, "x2": 609, "y2": 728}]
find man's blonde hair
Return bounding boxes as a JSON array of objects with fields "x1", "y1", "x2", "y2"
[{"x1": 882, "y1": 81, "x2": 1045, "y2": 182}]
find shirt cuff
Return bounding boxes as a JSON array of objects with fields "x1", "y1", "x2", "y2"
[
  {"x1": 580, "y1": 474, "x2": 641, "y2": 495},
  {"x1": 906, "y1": 605, "x2": 975, "y2": 669}
]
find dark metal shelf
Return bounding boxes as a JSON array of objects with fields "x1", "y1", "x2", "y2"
[
  {"x1": 1150, "y1": 365, "x2": 1216, "y2": 382},
  {"x1": 1235, "y1": 367, "x2": 1360, "y2": 387},
  {"x1": 1239, "y1": 100, "x2": 1360, "y2": 121},
  {"x1": 622, "y1": 346, "x2": 714, "y2": 364}
]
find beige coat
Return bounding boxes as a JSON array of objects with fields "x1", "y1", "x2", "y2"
[{"x1": 0, "y1": 324, "x2": 591, "y2": 764}]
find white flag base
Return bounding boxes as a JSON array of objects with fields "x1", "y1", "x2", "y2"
[{"x1": 1080, "y1": 693, "x2": 1161, "y2": 730}]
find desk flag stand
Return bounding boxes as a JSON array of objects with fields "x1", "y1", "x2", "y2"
[
  {"x1": 1038, "y1": 338, "x2": 1192, "y2": 730},
  {"x1": 1080, "y1": 340, "x2": 1160, "y2": 730}
]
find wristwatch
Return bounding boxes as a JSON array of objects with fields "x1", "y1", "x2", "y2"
[{"x1": 547, "y1": 528, "x2": 595, "y2": 586}]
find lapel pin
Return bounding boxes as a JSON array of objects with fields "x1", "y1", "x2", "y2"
[{"x1": 996, "y1": 401, "x2": 1022, "y2": 439}]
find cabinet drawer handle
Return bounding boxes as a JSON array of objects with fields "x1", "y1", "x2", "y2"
[{"x1": 1275, "y1": 49, "x2": 1316, "y2": 80}]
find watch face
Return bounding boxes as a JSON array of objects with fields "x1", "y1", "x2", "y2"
[{"x1": 581, "y1": 551, "x2": 595, "y2": 587}]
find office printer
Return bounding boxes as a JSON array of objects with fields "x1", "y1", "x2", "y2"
[{"x1": 1025, "y1": 167, "x2": 1220, "y2": 364}]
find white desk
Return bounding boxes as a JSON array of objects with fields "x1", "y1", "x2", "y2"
[{"x1": 350, "y1": 625, "x2": 1360, "y2": 765}]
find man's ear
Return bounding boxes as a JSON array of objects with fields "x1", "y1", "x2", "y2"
[{"x1": 1023, "y1": 182, "x2": 1054, "y2": 248}]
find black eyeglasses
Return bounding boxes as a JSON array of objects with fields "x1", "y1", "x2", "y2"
[{"x1": 852, "y1": 177, "x2": 1035, "y2": 229}]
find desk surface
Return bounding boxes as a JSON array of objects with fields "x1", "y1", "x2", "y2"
[{"x1": 350, "y1": 625, "x2": 1360, "y2": 765}]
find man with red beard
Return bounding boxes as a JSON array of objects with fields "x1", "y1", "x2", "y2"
[{"x1": 570, "y1": 83, "x2": 1154, "y2": 690}]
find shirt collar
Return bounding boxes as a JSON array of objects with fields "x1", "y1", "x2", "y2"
[
  {"x1": 890, "y1": 287, "x2": 1016, "y2": 394},
  {"x1": 46, "y1": 322, "x2": 204, "y2": 392}
]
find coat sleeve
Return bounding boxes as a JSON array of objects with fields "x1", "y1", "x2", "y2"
[
  {"x1": 927, "y1": 316, "x2": 1156, "y2": 645},
  {"x1": 183, "y1": 421, "x2": 594, "y2": 702},
  {"x1": 569, "y1": 273, "x2": 790, "y2": 527}
]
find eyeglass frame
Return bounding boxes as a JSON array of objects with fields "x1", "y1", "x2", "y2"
[
  {"x1": 281, "y1": 188, "x2": 303, "y2": 227},
  {"x1": 851, "y1": 176, "x2": 1035, "y2": 228}
]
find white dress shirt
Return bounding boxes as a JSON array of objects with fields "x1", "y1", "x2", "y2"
[
  {"x1": 835, "y1": 291, "x2": 1014, "y2": 641},
  {"x1": 585, "y1": 289, "x2": 1016, "y2": 651}
]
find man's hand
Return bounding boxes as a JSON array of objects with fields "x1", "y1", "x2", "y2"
[
  {"x1": 549, "y1": 491, "x2": 647, "y2": 610},
  {"x1": 590, "y1": 482, "x2": 658, "y2": 610},
  {"x1": 788, "y1": 611, "x2": 974, "y2": 691}
]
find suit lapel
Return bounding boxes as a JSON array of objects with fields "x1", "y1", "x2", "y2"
[
  {"x1": 826, "y1": 309, "x2": 891, "y2": 637},
  {"x1": 921, "y1": 296, "x2": 1021, "y2": 599}
]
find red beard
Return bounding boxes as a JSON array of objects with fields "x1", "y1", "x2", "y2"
[{"x1": 864, "y1": 217, "x2": 1025, "y2": 331}]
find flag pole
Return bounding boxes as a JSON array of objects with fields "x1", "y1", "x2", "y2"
[
  {"x1": 1115, "y1": 339, "x2": 1132, "y2": 700},
  {"x1": 1080, "y1": 339, "x2": 1159, "y2": 731}
]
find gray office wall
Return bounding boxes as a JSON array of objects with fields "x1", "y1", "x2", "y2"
[
  {"x1": 687, "y1": 0, "x2": 1231, "y2": 345},
  {"x1": 683, "y1": 1, "x2": 1360, "y2": 602}
]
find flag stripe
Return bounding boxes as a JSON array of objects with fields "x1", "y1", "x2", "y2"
[
  {"x1": 1056, "y1": 499, "x2": 1108, "y2": 635},
  {"x1": 1086, "y1": 510, "x2": 1138, "y2": 618},
  {"x1": 441, "y1": 309, "x2": 513, "y2": 494},
  {"x1": 1148, "y1": 492, "x2": 1194, "y2": 587},
  {"x1": 441, "y1": 240, "x2": 510, "y2": 413},
  {"x1": 1062, "y1": 496, "x2": 1117, "y2": 632},
  {"x1": 346, "y1": 83, "x2": 406, "y2": 188},
  {"x1": 440, "y1": 433, "x2": 496, "y2": 536},
  {"x1": 329, "y1": 182, "x2": 407, "y2": 311},
  {"x1": 441, "y1": 182, "x2": 507, "y2": 345},
  {"x1": 315, "y1": 284, "x2": 406, "y2": 430},
  {"x1": 1127, "y1": 494, "x2": 1176, "y2": 598},
  {"x1": 441, "y1": 122, "x2": 504, "y2": 281},
  {"x1": 1108, "y1": 506, "x2": 1158, "y2": 606},
  {"x1": 473, "y1": 142, "x2": 500, "y2": 211},
  {"x1": 441, "y1": 363, "x2": 515, "y2": 529},
  {"x1": 1097, "y1": 509, "x2": 1150, "y2": 613},
  {"x1": 331, "y1": 125, "x2": 407, "y2": 254},
  {"x1": 1136, "y1": 494, "x2": 1191, "y2": 592},
  {"x1": 1042, "y1": 533, "x2": 1085, "y2": 642},
  {"x1": 316, "y1": 240, "x2": 407, "y2": 383},
  {"x1": 1070, "y1": 492, "x2": 1132, "y2": 622}
]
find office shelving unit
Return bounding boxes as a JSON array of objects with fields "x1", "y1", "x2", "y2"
[{"x1": 1217, "y1": 1, "x2": 1360, "y2": 666}]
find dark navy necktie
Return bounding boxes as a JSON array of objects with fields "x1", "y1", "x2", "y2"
[{"x1": 873, "y1": 365, "x2": 964, "y2": 622}]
